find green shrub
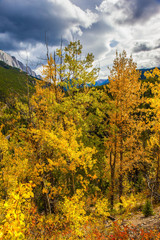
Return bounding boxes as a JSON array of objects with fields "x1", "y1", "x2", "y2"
[{"x1": 142, "y1": 200, "x2": 153, "y2": 217}]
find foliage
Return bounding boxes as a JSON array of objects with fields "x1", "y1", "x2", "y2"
[
  {"x1": 144, "y1": 68, "x2": 160, "y2": 197},
  {"x1": 115, "y1": 194, "x2": 138, "y2": 215},
  {"x1": 142, "y1": 199, "x2": 154, "y2": 217},
  {"x1": 56, "y1": 40, "x2": 99, "y2": 95},
  {"x1": 0, "y1": 42, "x2": 160, "y2": 238},
  {"x1": 94, "y1": 197, "x2": 109, "y2": 218},
  {"x1": 105, "y1": 50, "x2": 146, "y2": 209},
  {"x1": 107, "y1": 221, "x2": 160, "y2": 240},
  {"x1": 0, "y1": 182, "x2": 34, "y2": 240},
  {"x1": 0, "y1": 61, "x2": 35, "y2": 101},
  {"x1": 61, "y1": 189, "x2": 88, "y2": 237}
]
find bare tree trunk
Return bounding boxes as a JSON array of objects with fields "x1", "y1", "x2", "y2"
[
  {"x1": 110, "y1": 165, "x2": 115, "y2": 210},
  {"x1": 54, "y1": 51, "x2": 57, "y2": 101},
  {"x1": 45, "y1": 32, "x2": 49, "y2": 61},
  {"x1": 110, "y1": 148, "x2": 116, "y2": 210},
  {"x1": 42, "y1": 178, "x2": 52, "y2": 214},
  {"x1": 72, "y1": 173, "x2": 75, "y2": 195},
  {"x1": 156, "y1": 147, "x2": 160, "y2": 191},
  {"x1": 26, "y1": 58, "x2": 32, "y2": 124},
  {"x1": 119, "y1": 149, "x2": 123, "y2": 204},
  {"x1": 60, "y1": 37, "x2": 63, "y2": 82},
  {"x1": 145, "y1": 174, "x2": 160, "y2": 201},
  {"x1": 119, "y1": 127, "x2": 123, "y2": 204}
]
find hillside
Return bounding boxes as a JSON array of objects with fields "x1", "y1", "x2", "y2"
[
  {"x1": 0, "y1": 50, "x2": 40, "y2": 78},
  {"x1": 0, "y1": 61, "x2": 36, "y2": 101},
  {"x1": 0, "y1": 58, "x2": 159, "y2": 102},
  {"x1": 0, "y1": 43, "x2": 160, "y2": 239}
]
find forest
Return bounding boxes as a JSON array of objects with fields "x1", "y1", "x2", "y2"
[{"x1": 0, "y1": 40, "x2": 160, "y2": 239}]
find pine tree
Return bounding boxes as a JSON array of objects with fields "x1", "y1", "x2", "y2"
[{"x1": 143, "y1": 199, "x2": 153, "y2": 217}]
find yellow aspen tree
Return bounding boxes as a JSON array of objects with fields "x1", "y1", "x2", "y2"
[
  {"x1": 23, "y1": 75, "x2": 97, "y2": 214},
  {"x1": 106, "y1": 51, "x2": 145, "y2": 208},
  {"x1": 145, "y1": 68, "x2": 160, "y2": 192},
  {"x1": 42, "y1": 54, "x2": 56, "y2": 85},
  {"x1": 42, "y1": 54, "x2": 64, "y2": 103},
  {"x1": 56, "y1": 40, "x2": 99, "y2": 96}
]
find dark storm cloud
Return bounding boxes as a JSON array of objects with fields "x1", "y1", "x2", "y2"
[
  {"x1": 0, "y1": 0, "x2": 62, "y2": 50},
  {"x1": 0, "y1": 0, "x2": 97, "y2": 52},
  {"x1": 0, "y1": 0, "x2": 72, "y2": 44},
  {"x1": 97, "y1": 0, "x2": 160, "y2": 24},
  {"x1": 118, "y1": 0, "x2": 160, "y2": 24},
  {"x1": 1, "y1": 0, "x2": 160, "y2": 75}
]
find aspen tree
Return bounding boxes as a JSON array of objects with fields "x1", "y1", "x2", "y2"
[
  {"x1": 106, "y1": 51, "x2": 144, "y2": 208},
  {"x1": 145, "y1": 68, "x2": 160, "y2": 192},
  {"x1": 56, "y1": 40, "x2": 99, "y2": 95}
]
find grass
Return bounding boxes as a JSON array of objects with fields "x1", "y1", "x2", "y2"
[{"x1": 0, "y1": 61, "x2": 36, "y2": 101}]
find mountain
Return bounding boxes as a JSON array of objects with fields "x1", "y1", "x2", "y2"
[
  {"x1": 94, "y1": 68, "x2": 160, "y2": 87},
  {"x1": 94, "y1": 79, "x2": 109, "y2": 87},
  {"x1": 0, "y1": 56, "x2": 159, "y2": 101},
  {"x1": 139, "y1": 68, "x2": 160, "y2": 79},
  {"x1": 0, "y1": 60, "x2": 36, "y2": 101},
  {"x1": 0, "y1": 50, "x2": 40, "y2": 79}
]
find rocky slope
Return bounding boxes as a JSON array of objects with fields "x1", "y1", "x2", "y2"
[{"x1": 0, "y1": 50, "x2": 40, "y2": 78}]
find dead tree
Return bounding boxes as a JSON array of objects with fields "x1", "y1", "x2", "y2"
[{"x1": 145, "y1": 174, "x2": 160, "y2": 202}]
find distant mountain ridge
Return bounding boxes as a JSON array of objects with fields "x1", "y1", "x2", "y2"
[
  {"x1": 0, "y1": 50, "x2": 159, "y2": 89},
  {"x1": 139, "y1": 68, "x2": 160, "y2": 79},
  {"x1": 94, "y1": 68, "x2": 160, "y2": 87},
  {"x1": 94, "y1": 79, "x2": 109, "y2": 87},
  {"x1": 0, "y1": 50, "x2": 40, "y2": 79}
]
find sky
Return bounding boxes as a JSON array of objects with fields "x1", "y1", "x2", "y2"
[{"x1": 0, "y1": 0, "x2": 160, "y2": 78}]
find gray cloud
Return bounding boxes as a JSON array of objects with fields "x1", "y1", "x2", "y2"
[
  {"x1": 133, "y1": 40, "x2": 160, "y2": 53},
  {"x1": 80, "y1": 19, "x2": 113, "y2": 59},
  {"x1": 155, "y1": 55, "x2": 160, "y2": 65},
  {"x1": 70, "y1": 0, "x2": 102, "y2": 11},
  {"x1": 133, "y1": 43, "x2": 152, "y2": 53},
  {"x1": 97, "y1": 0, "x2": 160, "y2": 25},
  {"x1": 122, "y1": 0, "x2": 160, "y2": 24},
  {"x1": 0, "y1": 0, "x2": 160, "y2": 77},
  {"x1": 0, "y1": 1, "x2": 62, "y2": 50},
  {"x1": 0, "y1": 0, "x2": 97, "y2": 52}
]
